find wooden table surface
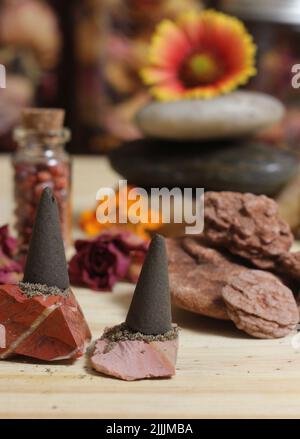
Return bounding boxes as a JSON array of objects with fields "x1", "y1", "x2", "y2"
[{"x1": 0, "y1": 154, "x2": 300, "y2": 419}]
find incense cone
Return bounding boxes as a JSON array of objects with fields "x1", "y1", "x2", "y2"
[
  {"x1": 23, "y1": 187, "x2": 70, "y2": 290},
  {"x1": 90, "y1": 235, "x2": 179, "y2": 381},
  {"x1": 126, "y1": 234, "x2": 172, "y2": 335},
  {"x1": 0, "y1": 188, "x2": 91, "y2": 361}
]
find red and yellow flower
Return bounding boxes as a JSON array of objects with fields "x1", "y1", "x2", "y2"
[{"x1": 141, "y1": 10, "x2": 257, "y2": 101}]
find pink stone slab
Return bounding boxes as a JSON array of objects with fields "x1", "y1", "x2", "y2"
[
  {"x1": 0, "y1": 325, "x2": 5, "y2": 349},
  {"x1": 90, "y1": 337, "x2": 179, "y2": 381}
]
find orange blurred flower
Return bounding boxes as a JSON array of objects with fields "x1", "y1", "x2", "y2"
[{"x1": 80, "y1": 186, "x2": 162, "y2": 240}]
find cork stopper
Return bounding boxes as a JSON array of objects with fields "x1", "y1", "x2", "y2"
[{"x1": 21, "y1": 108, "x2": 65, "y2": 132}]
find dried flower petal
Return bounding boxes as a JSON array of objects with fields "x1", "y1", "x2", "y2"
[
  {"x1": 69, "y1": 230, "x2": 148, "y2": 292},
  {"x1": 0, "y1": 225, "x2": 23, "y2": 285}
]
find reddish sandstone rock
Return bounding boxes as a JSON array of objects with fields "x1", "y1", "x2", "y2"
[
  {"x1": 91, "y1": 337, "x2": 178, "y2": 381},
  {"x1": 276, "y1": 251, "x2": 300, "y2": 281},
  {"x1": 167, "y1": 237, "x2": 247, "y2": 320},
  {"x1": 0, "y1": 284, "x2": 91, "y2": 361},
  {"x1": 222, "y1": 270, "x2": 299, "y2": 339},
  {"x1": 204, "y1": 191, "x2": 293, "y2": 269}
]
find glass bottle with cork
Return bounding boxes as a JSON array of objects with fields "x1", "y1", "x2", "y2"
[{"x1": 12, "y1": 108, "x2": 72, "y2": 253}]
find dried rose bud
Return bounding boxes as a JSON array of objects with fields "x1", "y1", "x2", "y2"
[{"x1": 69, "y1": 230, "x2": 148, "y2": 292}]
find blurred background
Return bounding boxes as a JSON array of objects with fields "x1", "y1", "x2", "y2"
[
  {"x1": 1, "y1": 0, "x2": 299, "y2": 154},
  {"x1": 2, "y1": 0, "x2": 300, "y2": 245}
]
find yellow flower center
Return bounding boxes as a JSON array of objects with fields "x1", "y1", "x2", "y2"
[
  {"x1": 189, "y1": 54, "x2": 220, "y2": 83},
  {"x1": 180, "y1": 52, "x2": 223, "y2": 87}
]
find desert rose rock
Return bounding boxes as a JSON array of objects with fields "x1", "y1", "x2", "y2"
[
  {"x1": 136, "y1": 91, "x2": 284, "y2": 140},
  {"x1": 0, "y1": 188, "x2": 91, "y2": 361},
  {"x1": 204, "y1": 191, "x2": 293, "y2": 269},
  {"x1": 222, "y1": 270, "x2": 299, "y2": 339},
  {"x1": 91, "y1": 235, "x2": 179, "y2": 381},
  {"x1": 167, "y1": 237, "x2": 247, "y2": 320},
  {"x1": 276, "y1": 251, "x2": 300, "y2": 281}
]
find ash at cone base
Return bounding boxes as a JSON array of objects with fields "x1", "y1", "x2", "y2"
[
  {"x1": 101, "y1": 322, "x2": 179, "y2": 343},
  {"x1": 19, "y1": 282, "x2": 70, "y2": 298}
]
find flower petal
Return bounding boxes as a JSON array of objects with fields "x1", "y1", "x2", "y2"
[{"x1": 148, "y1": 19, "x2": 191, "y2": 69}]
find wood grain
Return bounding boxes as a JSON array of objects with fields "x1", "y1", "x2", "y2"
[{"x1": 0, "y1": 155, "x2": 300, "y2": 419}]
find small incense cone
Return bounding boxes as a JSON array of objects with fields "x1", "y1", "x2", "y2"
[
  {"x1": 0, "y1": 189, "x2": 91, "y2": 361},
  {"x1": 90, "y1": 235, "x2": 179, "y2": 381},
  {"x1": 126, "y1": 234, "x2": 172, "y2": 335}
]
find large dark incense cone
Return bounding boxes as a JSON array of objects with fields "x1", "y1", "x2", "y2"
[
  {"x1": 126, "y1": 234, "x2": 172, "y2": 335},
  {"x1": 23, "y1": 187, "x2": 69, "y2": 290},
  {"x1": 90, "y1": 235, "x2": 178, "y2": 381},
  {"x1": 0, "y1": 188, "x2": 91, "y2": 362}
]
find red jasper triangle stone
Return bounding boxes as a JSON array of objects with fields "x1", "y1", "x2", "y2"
[{"x1": 0, "y1": 284, "x2": 91, "y2": 361}]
